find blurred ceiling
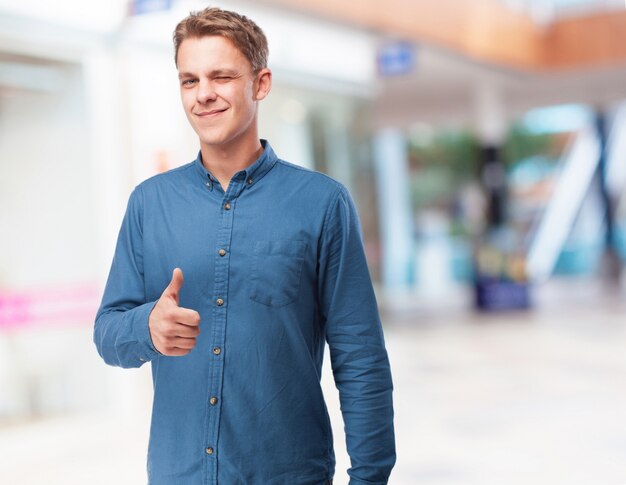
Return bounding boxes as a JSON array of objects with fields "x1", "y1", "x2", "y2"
[
  {"x1": 499, "y1": 0, "x2": 625, "y2": 23},
  {"x1": 254, "y1": 0, "x2": 626, "y2": 130},
  {"x1": 259, "y1": 0, "x2": 626, "y2": 71}
]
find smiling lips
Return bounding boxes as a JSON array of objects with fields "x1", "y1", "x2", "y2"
[{"x1": 196, "y1": 108, "x2": 228, "y2": 117}]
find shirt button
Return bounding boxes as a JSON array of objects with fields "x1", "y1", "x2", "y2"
[
  {"x1": 218, "y1": 249, "x2": 226, "y2": 257},
  {"x1": 247, "y1": 178, "x2": 253, "y2": 185},
  {"x1": 206, "y1": 447, "x2": 214, "y2": 455},
  {"x1": 209, "y1": 396, "x2": 218, "y2": 405},
  {"x1": 224, "y1": 202, "x2": 231, "y2": 210},
  {"x1": 216, "y1": 298, "x2": 224, "y2": 306},
  {"x1": 213, "y1": 347, "x2": 221, "y2": 355}
]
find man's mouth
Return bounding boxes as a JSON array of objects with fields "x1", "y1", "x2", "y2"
[{"x1": 196, "y1": 108, "x2": 228, "y2": 117}]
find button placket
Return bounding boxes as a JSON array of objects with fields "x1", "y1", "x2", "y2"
[{"x1": 205, "y1": 178, "x2": 247, "y2": 484}]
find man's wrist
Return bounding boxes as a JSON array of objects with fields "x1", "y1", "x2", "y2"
[{"x1": 135, "y1": 300, "x2": 162, "y2": 361}]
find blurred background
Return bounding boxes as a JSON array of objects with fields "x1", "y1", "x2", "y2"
[{"x1": 2, "y1": 0, "x2": 626, "y2": 483}]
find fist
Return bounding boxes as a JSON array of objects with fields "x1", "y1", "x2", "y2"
[{"x1": 149, "y1": 268, "x2": 201, "y2": 356}]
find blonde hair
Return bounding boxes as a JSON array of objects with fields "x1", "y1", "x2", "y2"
[{"x1": 173, "y1": 7, "x2": 268, "y2": 71}]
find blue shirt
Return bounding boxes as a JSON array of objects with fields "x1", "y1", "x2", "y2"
[{"x1": 94, "y1": 140, "x2": 395, "y2": 485}]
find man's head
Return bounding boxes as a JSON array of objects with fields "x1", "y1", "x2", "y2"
[
  {"x1": 173, "y1": 7, "x2": 272, "y2": 153},
  {"x1": 173, "y1": 7, "x2": 268, "y2": 72}
]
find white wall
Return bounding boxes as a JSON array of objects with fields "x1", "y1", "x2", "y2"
[{"x1": 0, "y1": 64, "x2": 95, "y2": 287}]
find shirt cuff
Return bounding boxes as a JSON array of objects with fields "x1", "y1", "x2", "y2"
[
  {"x1": 348, "y1": 478, "x2": 388, "y2": 485},
  {"x1": 132, "y1": 300, "x2": 161, "y2": 363}
]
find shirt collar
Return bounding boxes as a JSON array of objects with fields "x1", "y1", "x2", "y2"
[{"x1": 193, "y1": 139, "x2": 278, "y2": 190}]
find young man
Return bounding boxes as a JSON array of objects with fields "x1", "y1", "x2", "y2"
[{"x1": 94, "y1": 7, "x2": 395, "y2": 485}]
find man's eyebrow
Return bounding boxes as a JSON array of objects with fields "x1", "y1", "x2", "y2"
[
  {"x1": 178, "y1": 69, "x2": 239, "y2": 79},
  {"x1": 211, "y1": 69, "x2": 239, "y2": 76}
]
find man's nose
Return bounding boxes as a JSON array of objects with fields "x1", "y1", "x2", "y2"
[{"x1": 196, "y1": 80, "x2": 217, "y2": 103}]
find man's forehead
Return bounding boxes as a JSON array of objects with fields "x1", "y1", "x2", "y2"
[
  {"x1": 177, "y1": 36, "x2": 251, "y2": 70},
  {"x1": 178, "y1": 35, "x2": 241, "y2": 56}
]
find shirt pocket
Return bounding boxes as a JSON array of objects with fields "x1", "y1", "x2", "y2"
[{"x1": 249, "y1": 240, "x2": 307, "y2": 307}]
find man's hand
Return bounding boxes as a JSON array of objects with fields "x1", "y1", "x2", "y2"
[{"x1": 149, "y1": 268, "x2": 201, "y2": 356}]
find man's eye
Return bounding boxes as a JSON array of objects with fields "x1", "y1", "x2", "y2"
[
  {"x1": 215, "y1": 76, "x2": 233, "y2": 81},
  {"x1": 182, "y1": 79, "x2": 196, "y2": 86}
]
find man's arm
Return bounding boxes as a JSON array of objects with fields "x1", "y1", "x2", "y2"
[
  {"x1": 93, "y1": 186, "x2": 160, "y2": 368},
  {"x1": 318, "y1": 186, "x2": 396, "y2": 485}
]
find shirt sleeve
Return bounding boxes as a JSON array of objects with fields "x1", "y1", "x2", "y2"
[
  {"x1": 318, "y1": 186, "x2": 396, "y2": 484},
  {"x1": 93, "y1": 186, "x2": 160, "y2": 368}
]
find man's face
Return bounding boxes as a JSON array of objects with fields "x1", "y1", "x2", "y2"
[{"x1": 177, "y1": 35, "x2": 271, "y2": 151}]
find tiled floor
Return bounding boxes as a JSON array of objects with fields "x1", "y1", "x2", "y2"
[{"x1": 2, "y1": 281, "x2": 626, "y2": 484}]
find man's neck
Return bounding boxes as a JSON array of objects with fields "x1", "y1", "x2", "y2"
[{"x1": 200, "y1": 138, "x2": 263, "y2": 192}]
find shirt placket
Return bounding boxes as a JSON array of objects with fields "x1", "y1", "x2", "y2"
[{"x1": 204, "y1": 172, "x2": 247, "y2": 484}]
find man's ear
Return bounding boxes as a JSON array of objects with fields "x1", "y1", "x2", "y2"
[{"x1": 254, "y1": 68, "x2": 272, "y2": 101}]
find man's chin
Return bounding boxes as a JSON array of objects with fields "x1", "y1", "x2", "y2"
[
  {"x1": 200, "y1": 136, "x2": 220, "y2": 145},
  {"x1": 197, "y1": 132, "x2": 227, "y2": 148}
]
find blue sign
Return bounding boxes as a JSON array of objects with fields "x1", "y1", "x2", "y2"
[
  {"x1": 131, "y1": 0, "x2": 173, "y2": 16},
  {"x1": 377, "y1": 42, "x2": 416, "y2": 77}
]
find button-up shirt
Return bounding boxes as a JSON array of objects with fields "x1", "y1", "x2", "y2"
[{"x1": 94, "y1": 140, "x2": 395, "y2": 485}]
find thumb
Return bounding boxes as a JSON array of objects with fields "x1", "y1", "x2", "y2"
[{"x1": 163, "y1": 267, "x2": 184, "y2": 304}]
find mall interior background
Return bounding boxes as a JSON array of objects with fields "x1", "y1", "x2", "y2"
[{"x1": 1, "y1": 0, "x2": 626, "y2": 483}]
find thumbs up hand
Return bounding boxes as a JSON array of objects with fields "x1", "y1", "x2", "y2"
[{"x1": 148, "y1": 268, "x2": 201, "y2": 356}]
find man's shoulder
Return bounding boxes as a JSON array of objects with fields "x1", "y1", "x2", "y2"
[
  {"x1": 273, "y1": 158, "x2": 347, "y2": 197},
  {"x1": 135, "y1": 161, "x2": 195, "y2": 192}
]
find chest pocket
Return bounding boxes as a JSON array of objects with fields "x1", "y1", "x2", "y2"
[{"x1": 249, "y1": 240, "x2": 307, "y2": 307}]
